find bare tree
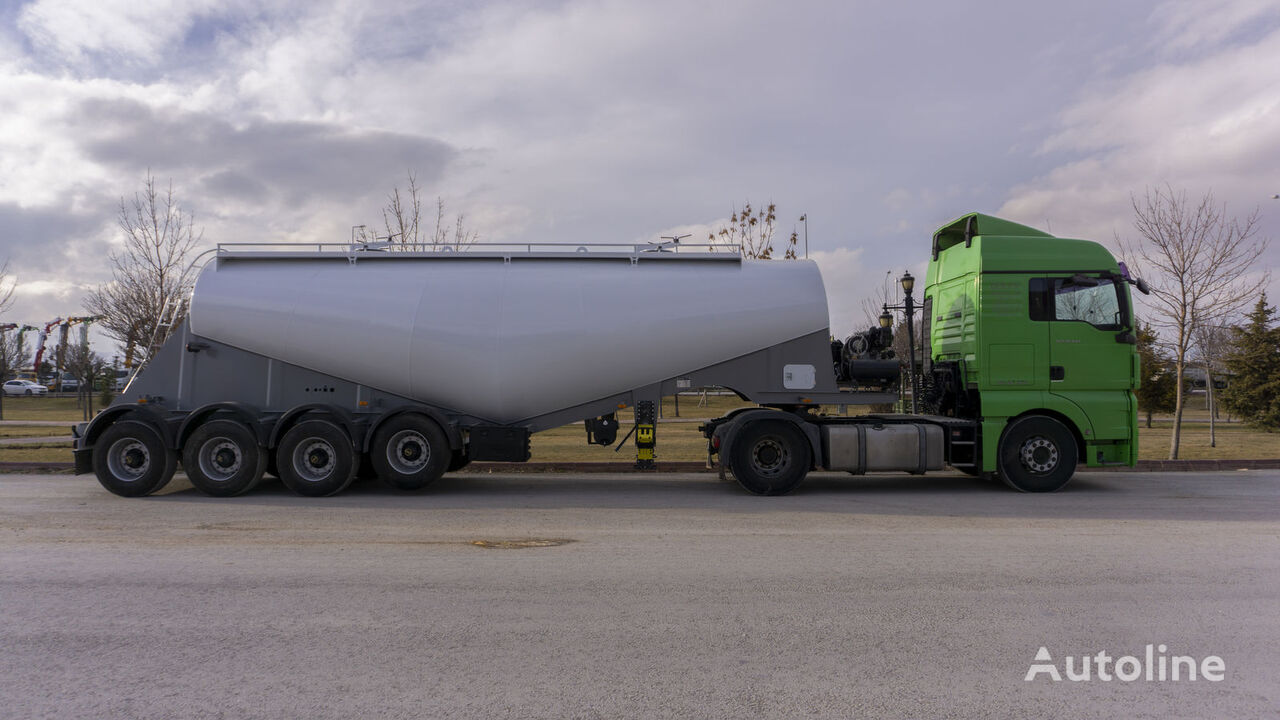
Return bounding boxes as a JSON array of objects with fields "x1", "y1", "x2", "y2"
[
  {"x1": 0, "y1": 259, "x2": 14, "y2": 316},
  {"x1": 709, "y1": 201, "x2": 798, "y2": 259},
  {"x1": 0, "y1": 330, "x2": 30, "y2": 380},
  {"x1": 380, "y1": 172, "x2": 477, "y2": 250},
  {"x1": 65, "y1": 341, "x2": 109, "y2": 419},
  {"x1": 83, "y1": 172, "x2": 202, "y2": 368},
  {"x1": 1118, "y1": 185, "x2": 1269, "y2": 459},
  {"x1": 1193, "y1": 322, "x2": 1233, "y2": 447}
]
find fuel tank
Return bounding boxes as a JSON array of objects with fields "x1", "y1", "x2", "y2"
[{"x1": 188, "y1": 250, "x2": 831, "y2": 424}]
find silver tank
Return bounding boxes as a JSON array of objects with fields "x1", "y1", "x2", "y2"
[{"x1": 189, "y1": 251, "x2": 830, "y2": 424}]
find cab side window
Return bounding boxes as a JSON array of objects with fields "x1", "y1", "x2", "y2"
[{"x1": 1028, "y1": 277, "x2": 1122, "y2": 330}]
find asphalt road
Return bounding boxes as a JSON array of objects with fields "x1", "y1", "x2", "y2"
[{"x1": 2, "y1": 470, "x2": 1277, "y2": 719}]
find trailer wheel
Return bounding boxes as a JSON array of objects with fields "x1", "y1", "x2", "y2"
[
  {"x1": 277, "y1": 419, "x2": 357, "y2": 497},
  {"x1": 182, "y1": 419, "x2": 267, "y2": 497},
  {"x1": 370, "y1": 414, "x2": 449, "y2": 490},
  {"x1": 996, "y1": 415, "x2": 1078, "y2": 492},
  {"x1": 93, "y1": 420, "x2": 177, "y2": 497},
  {"x1": 728, "y1": 420, "x2": 811, "y2": 496}
]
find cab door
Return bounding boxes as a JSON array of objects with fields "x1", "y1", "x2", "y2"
[{"x1": 1042, "y1": 275, "x2": 1135, "y2": 443}]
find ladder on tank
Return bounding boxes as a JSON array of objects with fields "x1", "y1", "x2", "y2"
[{"x1": 122, "y1": 295, "x2": 190, "y2": 393}]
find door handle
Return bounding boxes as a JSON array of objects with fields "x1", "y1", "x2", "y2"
[{"x1": 1050, "y1": 366, "x2": 1065, "y2": 381}]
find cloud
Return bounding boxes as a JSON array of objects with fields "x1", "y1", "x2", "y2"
[
  {"x1": 17, "y1": 0, "x2": 246, "y2": 69},
  {"x1": 1149, "y1": 0, "x2": 1280, "y2": 55},
  {"x1": 999, "y1": 18, "x2": 1280, "y2": 252},
  {"x1": 811, "y1": 248, "x2": 873, "y2": 338},
  {"x1": 76, "y1": 98, "x2": 459, "y2": 208}
]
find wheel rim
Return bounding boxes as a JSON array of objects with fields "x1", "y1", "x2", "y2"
[
  {"x1": 750, "y1": 436, "x2": 790, "y2": 477},
  {"x1": 1019, "y1": 435, "x2": 1059, "y2": 474},
  {"x1": 106, "y1": 437, "x2": 151, "y2": 482},
  {"x1": 197, "y1": 436, "x2": 242, "y2": 482},
  {"x1": 293, "y1": 438, "x2": 336, "y2": 482},
  {"x1": 386, "y1": 429, "x2": 430, "y2": 475}
]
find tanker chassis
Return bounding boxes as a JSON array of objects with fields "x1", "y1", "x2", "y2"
[{"x1": 75, "y1": 213, "x2": 1145, "y2": 498}]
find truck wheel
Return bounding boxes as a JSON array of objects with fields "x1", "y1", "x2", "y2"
[
  {"x1": 370, "y1": 415, "x2": 449, "y2": 490},
  {"x1": 277, "y1": 419, "x2": 356, "y2": 497},
  {"x1": 997, "y1": 415, "x2": 1078, "y2": 492},
  {"x1": 182, "y1": 419, "x2": 267, "y2": 497},
  {"x1": 728, "y1": 420, "x2": 811, "y2": 496},
  {"x1": 93, "y1": 420, "x2": 177, "y2": 497}
]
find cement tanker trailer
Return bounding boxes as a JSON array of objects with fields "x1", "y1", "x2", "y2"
[{"x1": 74, "y1": 212, "x2": 1144, "y2": 498}]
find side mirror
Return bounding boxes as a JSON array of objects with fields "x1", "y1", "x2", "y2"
[{"x1": 1135, "y1": 278, "x2": 1151, "y2": 295}]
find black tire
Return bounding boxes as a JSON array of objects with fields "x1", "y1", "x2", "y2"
[
  {"x1": 727, "y1": 419, "x2": 811, "y2": 496},
  {"x1": 93, "y1": 420, "x2": 178, "y2": 497},
  {"x1": 355, "y1": 453, "x2": 379, "y2": 481},
  {"x1": 370, "y1": 414, "x2": 450, "y2": 490},
  {"x1": 182, "y1": 419, "x2": 267, "y2": 497},
  {"x1": 277, "y1": 419, "x2": 357, "y2": 497},
  {"x1": 997, "y1": 415, "x2": 1078, "y2": 492},
  {"x1": 24, "y1": 389, "x2": 31, "y2": 396},
  {"x1": 447, "y1": 450, "x2": 471, "y2": 473}
]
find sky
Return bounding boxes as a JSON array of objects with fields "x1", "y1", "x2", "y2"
[{"x1": 1, "y1": 0, "x2": 1279, "y2": 355}]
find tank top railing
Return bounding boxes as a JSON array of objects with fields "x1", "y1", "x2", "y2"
[{"x1": 213, "y1": 240, "x2": 742, "y2": 258}]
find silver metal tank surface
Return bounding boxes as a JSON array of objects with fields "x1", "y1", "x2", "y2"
[{"x1": 189, "y1": 254, "x2": 831, "y2": 423}]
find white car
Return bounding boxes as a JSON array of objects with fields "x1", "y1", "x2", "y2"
[{"x1": 3, "y1": 380, "x2": 49, "y2": 396}]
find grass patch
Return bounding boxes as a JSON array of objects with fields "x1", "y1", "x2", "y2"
[
  {"x1": 0, "y1": 396, "x2": 98, "y2": 422},
  {"x1": 0, "y1": 425, "x2": 75, "y2": 438},
  {"x1": 0, "y1": 446, "x2": 74, "y2": 463},
  {"x1": 1137, "y1": 421, "x2": 1280, "y2": 460}
]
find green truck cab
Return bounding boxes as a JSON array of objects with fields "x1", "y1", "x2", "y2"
[{"x1": 923, "y1": 213, "x2": 1144, "y2": 491}]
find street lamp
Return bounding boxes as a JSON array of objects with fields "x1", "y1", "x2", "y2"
[
  {"x1": 799, "y1": 214, "x2": 809, "y2": 258},
  {"x1": 882, "y1": 271, "x2": 920, "y2": 414}
]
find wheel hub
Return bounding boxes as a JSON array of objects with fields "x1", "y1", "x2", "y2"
[
  {"x1": 198, "y1": 438, "x2": 243, "y2": 482},
  {"x1": 751, "y1": 438, "x2": 789, "y2": 477},
  {"x1": 1020, "y1": 436, "x2": 1059, "y2": 474},
  {"x1": 107, "y1": 438, "x2": 151, "y2": 481},
  {"x1": 124, "y1": 448, "x2": 146, "y2": 469},
  {"x1": 295, "y1": 440, "x2": 336, "y2": 481},
  {"x1": 388, "y1": 430, "x2": 430, "y2": 474}
]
